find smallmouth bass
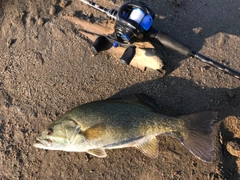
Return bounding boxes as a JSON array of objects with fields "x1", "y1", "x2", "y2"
[{"x1": 34, "y1": 94, "x2": 217, "y2": 162}]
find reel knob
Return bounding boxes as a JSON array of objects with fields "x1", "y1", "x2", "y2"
[{"x1": 91, "y1": 36, "x2": 109, "y2": 54}]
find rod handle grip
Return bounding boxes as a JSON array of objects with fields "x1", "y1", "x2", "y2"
[{"x1": 154, "y1": 31, "x2": 191, "y2": 56}]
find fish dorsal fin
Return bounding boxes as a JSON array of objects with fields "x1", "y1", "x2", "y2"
[
  {"x1": 107, "y1": 93, "x2": 159, "y2": 112},
  {"x1": 115, "y1": 93, "x2": 159, "y2": 112},
  {"x1": 133, "y1": 93, "x2": 160, "y2": 112},
  {"x1": 134, "y1": 137, "x2": 159, "y2": 158},
  {"x1": 87, "y1": 147, "x2": 107, "y2": 158},
  {"x1": 84, "y1": 123, "x2": 106, "y2": 140}
]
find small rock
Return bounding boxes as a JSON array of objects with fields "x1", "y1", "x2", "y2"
[
  {"x1": 37, "y1": 18, "x2": 44, "y2": 26},
  {"x1": 226, "y1": 90, "x2": 234, "y2": 99},
  {"x1": 60, "y1": 0, "x2": 67, "y2": 7},
  {"x1": 226, "y1": 140, "x2": 240, "y2": 157},
  {"x1": 52, "y1": 0, "x2": 58, "y2": 4},
  {"x1": 67, "y1": 10, "x2": 75, "y2": 17},
  {"x1": 49, "y1": 5, "x2": 56, "y2": 15},
  {"x1": 7, "y1": 38, "x2": 17, "y2": 48},
  {"x1": 60, "y1": 0, "x2": 71, "y2": 7},
  {"x1": 219, "y1": 132, "x2": 223, "y2": 144},
  {"x1": 88, "y1": 13, "x2": 93, "y2": 18},
  {"x1": 193, "y1": 27, "x2": 203, "y2": 35}
]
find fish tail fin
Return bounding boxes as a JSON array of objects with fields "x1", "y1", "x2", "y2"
[{"x1": 179, "y1": 111, "x2": 217, "y2": 162}]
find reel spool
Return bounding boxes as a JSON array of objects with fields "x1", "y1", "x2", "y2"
[{"x1": 114, "y1": 1, "x2": 155, "y2": 42}]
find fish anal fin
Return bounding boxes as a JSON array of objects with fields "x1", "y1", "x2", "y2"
[
  {"x1": 134, "y1": 137, "x2": 159, "y2": 158},
  {"x1": 87, "y1": 147, "x2": 107, "y2": 158},
  {"x1": 84, "y1": 123, "x2": 106, "y2": 140}
]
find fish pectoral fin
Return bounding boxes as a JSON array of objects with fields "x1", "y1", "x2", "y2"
[
  {"x1": 134, "y1": 137, "x2": 159, "y2": 158},
  {"x1": 87, "y1": 147, "x2": 107, "y2": 158},
  {"x1": 84, "y1": 123, "x2": 106, "y2": 140}
]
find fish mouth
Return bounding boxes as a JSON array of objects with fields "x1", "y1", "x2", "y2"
[{"x1": 33, "y1": 137, "x2": 52, "y2": 148}]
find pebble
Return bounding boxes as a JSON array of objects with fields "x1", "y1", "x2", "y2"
[
  {"x1": 226, "y1": 140, "x2": 240, "y2": 157},
  {"x1": 60, "y1": 0, "x2": 68, "y2": 8},
  {"x1": 37, "y1": 18, "x2": 44, "y2": 26},
  {"x1": 226, "y1": 90, "x2": 234, "y2": 99},
  {"x1": 49, "y1": 5, "x2": 56, "y2": 15}
]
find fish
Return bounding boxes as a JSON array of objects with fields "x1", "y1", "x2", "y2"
[{"x1": 33, "y1": 94, "x2": 217, "y2": 162}]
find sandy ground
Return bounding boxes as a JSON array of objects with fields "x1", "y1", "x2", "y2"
[{"x1": 0, "y1": 0, "x2": 240, "y2": 179}]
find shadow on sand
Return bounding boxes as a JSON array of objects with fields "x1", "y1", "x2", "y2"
[{"x1": 110, "y1": 76, "x2": 240, "y2": 179}]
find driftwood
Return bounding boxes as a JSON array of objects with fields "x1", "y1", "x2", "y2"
[{"x1": 64, "y1": 16, "x2": 165, "y2": 73}]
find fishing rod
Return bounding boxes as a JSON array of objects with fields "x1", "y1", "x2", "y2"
[{"x1": 80, "y1": 0, "x2": 240, "y2": 79}]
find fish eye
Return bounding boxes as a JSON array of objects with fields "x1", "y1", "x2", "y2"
[{"x1": 47, "y1": 127, "x2": 53, "y2": 135}]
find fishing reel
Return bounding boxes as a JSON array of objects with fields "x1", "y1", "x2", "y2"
[
  {"x1": 114, "y1": 1, "x2": 155, "y2": 42},
  {"x1": 91, "y1": 1, "x2": 156, "y2": 64}
]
